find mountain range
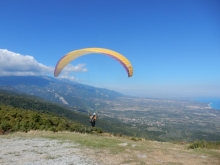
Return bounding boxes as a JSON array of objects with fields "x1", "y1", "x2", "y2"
[{"x1": 0, "y1": 75, "x2": 123, "y2": 112}]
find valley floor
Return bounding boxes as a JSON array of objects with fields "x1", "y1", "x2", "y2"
[{"x1": 0, "y1": 131, "x2": 220, "y2": 165}]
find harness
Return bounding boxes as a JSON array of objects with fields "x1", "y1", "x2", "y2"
[{"x1": 90, "y1": 115, "x2": 95, "y2": 123}]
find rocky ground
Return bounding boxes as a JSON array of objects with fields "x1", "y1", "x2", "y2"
[{"x1": 0, "y1": 137, "x2": 97, "y2": 165}]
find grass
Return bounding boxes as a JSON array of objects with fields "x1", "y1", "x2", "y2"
[
  {"x1": 1, "y1": 131, "x2": 220, "y2": 165},
  {"x1": 42, "y1": 132, "x2": 131, "y2": 154},
  {"x1": 191, "y1": 148, "x2": 220, "y2": 159}
]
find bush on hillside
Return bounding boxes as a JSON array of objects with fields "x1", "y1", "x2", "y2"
[
  {"x1": 188, "y1": 140, "x2": 220, "y2": 150},
  {"x1": 0, "y1": 105, "x2": 92, "y2": 134}
]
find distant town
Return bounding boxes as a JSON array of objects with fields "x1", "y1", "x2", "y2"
[{"x1": 97, "y1": 97, "x2": 220, "y2": 141}]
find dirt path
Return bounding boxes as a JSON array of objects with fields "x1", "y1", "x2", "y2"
[{"x1": 0, "y1": 137, "x2": 98, "y2": 165}]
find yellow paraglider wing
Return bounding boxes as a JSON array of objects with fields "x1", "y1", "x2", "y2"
[{"x1": 54, "y1": 48, "x2": 133, "y2": 77}]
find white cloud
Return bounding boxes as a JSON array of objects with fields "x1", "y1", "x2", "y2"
[
  {"x1": 0, "y1": 49, "x2": 53, "y2": 76},
  {"x1": 0, "y1": 49, "x2": 87, "y2": 79},
  {"x1": 57, "y1": 75, "x2": 78, "y2": 81},
  {"x1": 55, "y1": 62, "x2": 87, "y2": 82},
  {"x1": 60, "y1": 63, "x2": 87, "y2": 75}
]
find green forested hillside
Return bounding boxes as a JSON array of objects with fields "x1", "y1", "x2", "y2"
[
  {"x1": 0, "y1": 105, "x2": 88, "y2": 133},
  {"x1": 0, "y1": 89, "x2": 88, "y2": 123},
  {"x1": 0, "y1": 90, "x2": 136, "y2": 136}
]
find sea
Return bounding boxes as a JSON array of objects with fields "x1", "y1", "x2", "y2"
[{"x1": 194, "y1": 98, "x2": 220, "y2": 111}]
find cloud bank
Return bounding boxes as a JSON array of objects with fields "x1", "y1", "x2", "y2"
[
  {"x1": 0, "y1": 49, "x2": 87, "y2": 80},
  {"x1": 58, "y1": 63, "x2": 87, "y2": 80}
]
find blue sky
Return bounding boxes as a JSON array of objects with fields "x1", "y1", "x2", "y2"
[{"x1": 0, "y1": 0, "x2": 219, "y2": 98}]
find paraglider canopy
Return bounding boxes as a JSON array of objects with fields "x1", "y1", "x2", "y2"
[{"x1": 54, "y1": 47, "x2": 133, "y2": 77}]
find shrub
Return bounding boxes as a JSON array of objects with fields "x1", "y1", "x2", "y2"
[
  {"x1": 0, "y1": 121, "x2": 12, "y2": 132},
  {"x1": 91, "y1": 127, "x2": 104, "y2": 133},
  {"x1": 130, "y1": 137, "x2": 138, "y2": 141},
  {"x1": 20, "y1": 121, "x2": 30, "y2": 132},
  {"x1": 96, "y1": 127, "x2": 104, "y2": 133},
  {"x1": 188, "y1": 140, "x2": 220, "y2": 150},
  {"x1": 49, "y1": 127, "x2": 58, "y2": 132}
]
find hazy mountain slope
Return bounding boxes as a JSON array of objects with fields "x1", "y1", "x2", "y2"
[{"x1": 0, "y1": 76, "x2": 123, "y2": 110}]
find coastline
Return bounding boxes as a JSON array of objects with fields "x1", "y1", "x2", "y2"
[
  {"x1": 210, "y1": 102, "x2": 220, "y2": 111},
  {"x1": 206, "y1": 101, "x2": 220, "y2": 111},
  {"x1": 195, "y1": 98, "x2": 220, "y2": 111}
]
